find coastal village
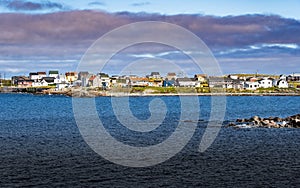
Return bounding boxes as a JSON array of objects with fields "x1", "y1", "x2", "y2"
[{"x1": 0, "y1": 71, "x2": 300, "y2": 95}]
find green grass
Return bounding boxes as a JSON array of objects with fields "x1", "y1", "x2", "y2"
[{"x1": 130, "y1": 86, "x2": 178, "y2": 93}]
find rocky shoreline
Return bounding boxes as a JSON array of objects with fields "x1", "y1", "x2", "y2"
[
  {"x1": 1, "y1": 86, "x2": 300, "y2": 97},
  {"x1": 228, "y1": 114, "x2": 300, "y2": 128},
  {"x1": 1, "y1": 89, "x2": 300, "y2": 97}
]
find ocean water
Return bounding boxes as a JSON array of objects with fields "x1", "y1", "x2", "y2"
[{"x1": 0, "y1": 94, "x2": 299, "y2": 187}]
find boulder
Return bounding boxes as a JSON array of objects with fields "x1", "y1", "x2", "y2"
[
  {"x1": 236, "y1": 119, "x2": 244, "y2": 123},
  {"x1": 232, "y1": 114, "x2": 300, "y2": 129},
  {"x1": 261, "y1": 120, "x2": 270, "y2": 126},
  {"x1": 254, "y1": 120, "x2": 261, "y2": 125},
  {"x1": 228, "y1": 122, "x2": 236, "y2": 127},
  {"x1": 274, "y1": 117, "x2": 282, "y2": 122},
  {"x1": 265, "y1": 120, "x2": 277, "y2": 128},
  {"x1": 290, "y1": 119, "x2": 300, "y2": 128},
  {"x1": 250, "y1": 116, "x2": 260, "y2": 122}
]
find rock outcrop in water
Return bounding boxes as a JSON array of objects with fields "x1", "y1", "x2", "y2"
[{"x1": 228, "y1": 114, "x2": 300, "y2": 128}]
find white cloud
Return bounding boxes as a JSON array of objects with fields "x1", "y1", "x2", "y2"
[
  {"x1": 217, "y1": 43, "x2": 300, "y2": 56},
  {"x1": 128, "y1": 50, "x2": 201, "y2": 59},
  {"x1": 129, "y1": 53, "x2": 156, "y2": 58},
  {"x1": 261, "y1": 43, "x2": 299, "y2": 49}
]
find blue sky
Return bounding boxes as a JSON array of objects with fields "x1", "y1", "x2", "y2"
[
  {"x1": 1, "y1": 0, "x2": 300, "y2": 20},
  {"x1": 0, "y1": 0, "x2": 299, "y2": 77}
]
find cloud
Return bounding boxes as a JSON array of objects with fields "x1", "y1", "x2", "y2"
[
  {"x1": 218, "y1": 56, "x2": 300, "y2": 74},
  {"x1": 261, "y1": 43, "x2": 299, "y2": 49},
  {"x1": 129, "y1": 51, "x2": 182, "y2": 58},
  {"x1": 0, "y1": 11, "x2": 300, "y2": 75},
  {"x1": 0, "y1": 0, "x2": 64, "y2": 11},
  {"x1": 1, "y1": 11, "x2": 300, "y2": 49},
  {"x1": 88, "y1": 1, "x2": 105, "y2": 6},
  {"x1": 217, "y1": 43, "x2": 300, "y2": 57},
  {"x1": 129, "y1": 53, "x2": 156, "y2": 58},
  {"x1": 131, "y1": 2, "x2": 150, "y2": 7}
]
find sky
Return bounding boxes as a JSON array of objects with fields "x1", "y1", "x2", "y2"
[
  {"x1": 1, "y1": 0, "x2": 300, "y2": 19},
  {"x1": 0, "y1": 0, "x2": 300, "y2": 77}
]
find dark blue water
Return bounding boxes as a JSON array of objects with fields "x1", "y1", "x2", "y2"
[{"x1": 0, "y1": 94, "x2": 300, "y2": 187}]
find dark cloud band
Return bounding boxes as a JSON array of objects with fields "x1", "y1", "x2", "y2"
[{"x1": 0, "y1": 0, "x2": 64, "y2": 11}]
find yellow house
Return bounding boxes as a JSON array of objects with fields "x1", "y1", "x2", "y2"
[
  {"x1": 194, "y1": 74, "x2": 208, "y2": 82},
  {"x1": 289, "y1": 81, "x2": 300, "y2": 89},
  {"x1": 65, "y1": 72, "x2": 78, "y2": 83}
]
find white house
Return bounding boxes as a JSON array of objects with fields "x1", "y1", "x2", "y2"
[
  {"x1": 259, "y1": 78, "x2": 273, "y2": 88},
  {"x1": 244, "y1": 81, "x2": 260, "y2": 90},
  {"x1": 88, "y1": 75, "x2": 101, "y2": 87},
  {"x1": 176, "y1": 78, "x2": 197, "y2": 87},
  {"x1": 37, "y1": 72, "x2": 47, "y2": 80},
  {"x1": 100, "y1": 76, "x2": 111, "y2": 88},
  {"x1": 166, "y1": 73, "x2": 177, "y2": 81},
  {"x1": 54, "y1": 74, "x2": 68, "y2": 84},
  {"x1": 275, "y1": 79, "x2": 289, "y2": 88},
  {"x1": 147, "y1": 72, "x2": 161, "y2": 79},
  {"x1": 29, "y1": 73, "x2": 39, "y2": 81},
  {"x1": 228, "y1": 75, "x2": 239, "y2": 80},
  {"x1": 130, "y1": 77, "x2": 150, "y2": 87}
]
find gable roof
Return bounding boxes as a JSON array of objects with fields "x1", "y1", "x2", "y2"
[
  {"x1": 79, "y1": 71, "x2": 89, "y2": 75},
  {"x1": 89, "y1": 75, "x2": 97, "y2": 81},
  {"x1": 49, "y1": 70, "x2": 59, "y2": 74},
  {"x1": 42, "y1": 77, "x2": 55, "y2": 83},
  {"x1": 277, "y1": 79, "x2": 287, "y2": 85},
  {"x1": 66, "y1": 72, "x2": 76, "y2": 76},
  {"x1": 195, "y1": 74, "x2": 207, "y2": 78},
  {"x1": 151, "y1": 72, "x2": 160, "y2": 76},
  {"x1": 29, "y1": 72, "x2": 38, "y2": 76},
  {"x1": 177, "y1": 78, "x2": 195, "y2": 82},
  {"x1": 167, "y1": 72, "x2": 176, "y2": 76}
]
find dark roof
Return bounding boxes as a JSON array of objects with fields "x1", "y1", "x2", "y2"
[
  {"x1": 79, "y1": 71, "x2": 89, "y2": 75},
  {"x1": 29, "y1": 72, "x2": 38, "y2": 76},
  {"x1": 49, "y1": 70, "x2": 59, "y2": 74},
  {"x1": 37, "y1": 72, "x2": 46, "y2": 75},
  {"x1": 177, "y1": 78, "x2": 195, "y2": 82},
  {"x1": 232, "y1": 79, "x2": 243, "y2": 84},
  {"x1": 17, "y1": 76, "x2": 32, "y2": 81},
  {"x1": 98, "y1": 73, "x2": 109, "y2": 77},
  {"x1": 208, "y1": 77, "x2": 226, "y2": 82},
  {"x1": 42, "y1": 77, "x2": 55, "y2": 83},
  {"x1": 66, "y1": 72, "x2": 76, "y2": 76},
  {"x1": 209, "y1": 77, "x2": 235, "y2": 83},
  {"x1": 151, "y1": 72, "x2": 160, "y2": 76},
  {"x1": 277, "y1": 79, "x2": 287, "y2": 84}
]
